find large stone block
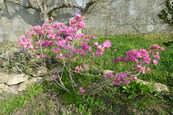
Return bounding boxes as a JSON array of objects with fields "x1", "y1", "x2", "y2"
[
  {"x1": 6, "y1": 74, "x2": 28, "y2": 85},
  {"x1": 0, "y1": 73, "x2": 13, "y2": 84}
]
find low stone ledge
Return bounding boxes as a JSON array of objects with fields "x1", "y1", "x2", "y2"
[
  {"x1": 6, "y1": 74, "x2": 28, "y2": 85},
  {"x1": 18, "y1": 77, "x2": 43, "y2": 92}
]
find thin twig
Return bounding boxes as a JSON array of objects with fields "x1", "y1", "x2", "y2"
[
  {"x1": 35, "y1": 0, "x2": 43, "y2": 12},
  {"x1": 7, "y1": 0, "x2": 41, "y2": 12},
  {"x1": 67, "y1": 62, "x2": 77, "y2": 90},
  {"x1": 15, "y1": 66, "x2": 25, "y2": 74}
]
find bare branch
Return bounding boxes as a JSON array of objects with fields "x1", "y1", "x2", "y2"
[
  {"x1": 35, "y1": 0, "x2": 43, "y2": 12},
  {"x1": 7, "y1": 0, "x2": 41, "y2": 12},
  {"x1": 47, "y1": 0, "x2": 96, "y2": 15},
  {"x1": 83, "y1": 0, "x2": 96, "y2": 14},
  {"x1": 47, "y1": 3, "x2": 81, "y2": 14}
]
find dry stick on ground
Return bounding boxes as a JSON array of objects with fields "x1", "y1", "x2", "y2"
[
  {"x1": 67, "y1": 62, "x2": 77, "y2": 90},
  {"x1": 6, "y1": 0, "x2": 96, "y2": 23}
]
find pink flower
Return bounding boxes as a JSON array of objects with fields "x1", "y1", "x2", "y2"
[
  {"x1": 70, "y1": 14, "x2": 85, "y2": 28},
  {"x1": 155, "y1": 52, "x2": 159, "y2": 55},
  {"x1": 114, "y1": 81, "x2": 120, "y2": 86},
  {"x1": 93, "y1": 50, "x2": 104, "y2": 56},
  {"x1": 97, "y1": 45, "x2": 104, "y2": 51},
  {"x1": 52, "y1": 48, "x2": 60, "y2": 53},
  {"x1": 19, "y1": 36, "x2": 33, "y2": 49},
  {"x1": 93, "y1": 42, "x2": 99, "y2": 46},
  {"x1": 73, "y1": 49, "x2": 88, "y2": 56},
  {"x1": 116, "y1": 73, "x2": 128, "y2": 81},
  {"x1": 159, "y1": 47, "x2": 164, "y2": 51},
  {"x1": 52, "y1": 75, "x2": 57, "y2": 79},
  {"x1": 52, "y1": 23, "x2": 64, "y2": 28},
  {"x1": 123, "y1": 80, "x2": 131, "y2": 85},
  {"x1": 149, "y1": 44, "x2": 164, "y2": 51},
  {"x1": 153, "y1": 60, "x2": 158, "y2": 65},
  {"x1": 48, "y1": 29, "x2": 54, "y2": 34},
  {"x1": 56, "y1": 40, "x2": 66, "y2": 47},
  {"x1": 83, "y1": 65, "x2": 89, "y2": 69},
  {"x1": 102, "y1": 40, "x2": 112, "y2": 48},
  {"x1": 56, "y1": 53, "x2": 65, "y2": 59},
  {"x1": 42, "y1": 54, "x2": 48, "y2": 58},
  {"x1": 153, "y1": 55, "x2": 160, "y2": 59},
  {"x1": 143, "y1": 57, "x2": 151, "y2": 64},
  {"x1": 75, "y1": 66, "x2": 83, "y2": 73},
  {"x1": 79, "y1": 44, "x2": 91, "y2": 51},
  {"x1": 123, "y1": 57, "x2": 130, "y2": 62},
  {"x1": 79, "y1": 87, "x2": 85, "y2": 93},
  {"x1": 104, "y1": 73, "x2": 114, "y2": 79},
  {"x1": 114, "y1": 57, "x2": 123, "y2": 63},
  {"x1": 141, "y1": 67, "x2": 146, "y2": 74},
  {"x1": 36, "y1": 55, "x2": 47, "y2": 58},
  {"x1": 131, "y1": 76, "x2": 138, "y2": 80},
  {"x1": 36, "y1": 55, "x2": 40, "y2": 58},
  {"x1": 72, "y1": 109, "x2": 76, "y2": 112},
  {"x1": 49, "y1": 17, "x2": 54, "y2": 22},
  {"x1": 47, "y1": 34, "x2": 55, "y2": 39},
  {"x1": 136, "y1": 64, "x2": 143, "y2": 70},
  {"x1": 146, "y1": 67, "x2": 151, "y2": 72},
  {"x1": 43, "y1": 23, "x2": 50, "y2": 28}
]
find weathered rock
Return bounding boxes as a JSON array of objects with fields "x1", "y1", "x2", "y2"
[
  {"x1": 44, "y1": 75, "x2": 54, "y2": 81},
  {"x1": 30, "y1": 66, "x2": 48, "y2": 77},
  {"x1": 153, "y1": 83, "x2": 169, "y2": 92},
  {"x1": 0, "y1": 93, "x2": 11, "y2": 102},
  {"x1": 0, "y1": 84, "x2": 19, "y2": 101},
  {"x1": 101, "y1": 70, "x2": 115, "y2": 75},
  {"x1": 0, "y1": 72, "x2": 13, "y2": 84},
  {"x1": 0, "y1": 84, "x2": 9, "y2": 93},
  {"x1": 18, "y1": 77, "x2": 43, "y2": 91},
  {"x1": 0, "y1": 0, "x2": 4, "y2": 7},
  {"x1": 136, "y1": 79, "x2": 169, "y2": 92},
  {"x1": 50, "y1": 66, "x2": 63, "y2": 74},
  {"x1": 6, "y1": 74, "x2": 28, "y2": 85},
  {"x1": 8, "y1": 85, "x2": 19, "y2": 94},
  {"x1": 136, "y1": 79, "x2": 150, "y2": 85}
]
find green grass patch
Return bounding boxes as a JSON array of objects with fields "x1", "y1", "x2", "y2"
[
  {"x1": 0, "y1": 34, "x2": 173, "y2": 114},
  {"x1": 0, "y1": 84, "x2": 45, "y2": 115}
]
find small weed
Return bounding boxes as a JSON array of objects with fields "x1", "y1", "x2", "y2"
[{"x1": 122, "y1": 81, "x2": 156, "y2": 99}]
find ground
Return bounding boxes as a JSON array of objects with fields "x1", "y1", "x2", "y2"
[{"x1": 0, "y1": 33, "x2": 173, "y2": 115}]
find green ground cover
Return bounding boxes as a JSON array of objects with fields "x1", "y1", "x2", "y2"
[{"x1": 0, "y1": 34, "x2": 173, "y2": 115}]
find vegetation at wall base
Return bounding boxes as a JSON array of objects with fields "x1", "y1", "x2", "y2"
[{"x1": 0, "y1": 34, "x2": 172, "y2": 114}]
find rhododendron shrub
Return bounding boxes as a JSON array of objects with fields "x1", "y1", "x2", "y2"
[
  {"x1": 107, "y1": 44, "x2": 164, "y2": 86},
  {"x1": 18, "y1": 14, "x2": 164, "y2": 94},
  {"x1": 18, "y1": 14, "x2": 112, "y2": 92}
]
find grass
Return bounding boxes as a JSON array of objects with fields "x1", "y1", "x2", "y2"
[
  {"x1": 0, "y1": 84, "x2": 45, "y2": 115},
  {"x1": 0, "y1": 34, "x2": 173, "y2": 114}
]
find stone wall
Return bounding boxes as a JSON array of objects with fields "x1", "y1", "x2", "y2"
[
  {"x1": 83, "y1": 0, "x2": 171, "y2": 35},
  {"x1": 0, "y1": 0, "x2": 171, "y2": 42},
  {"x1": 0, "y1": 0, "x2": 42, "y2": 42}
]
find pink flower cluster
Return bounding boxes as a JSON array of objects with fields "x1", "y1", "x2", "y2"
[
  {"x1": 79, "y1": 87, "x2": 85, "y2": 93},
  {"x1": 19, "y1": 36, "x2": 33, "y2": 49},
  {"x1": 75, "y1": 65, "x2": 89, "y2": 73},
  {"x1": 19, "y1": 14, "x2": 165, "y2": 92},
  {"x1": 114, "y1": 44, "x2": 164, "y2": 74},
  {"x1": 52, "y1": 74, "x2": 57, "y2": 79},
  {"x1": 70, "y1": 14, "x2": 85, "y2": 28},
  {"x1": 19, "y1": 14, "x2": 111, "y2": 60},
  {"x1": 93, "y1": 40, "x2": 112, "y2": 56},
  {"x1": 104, "y1": 72, "x2": 137, "y2": 86}
]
